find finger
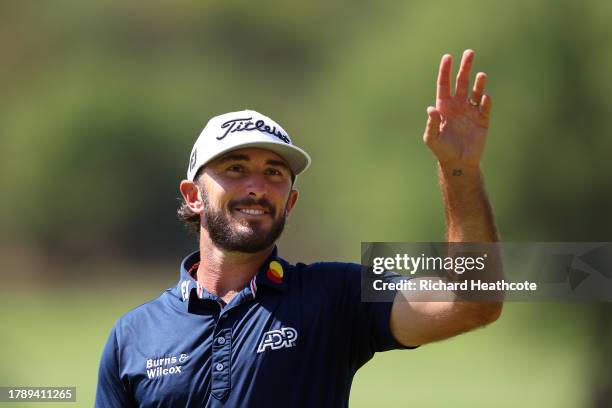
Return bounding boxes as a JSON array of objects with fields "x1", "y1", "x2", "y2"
[
  {"x1": 454, "y1": 49, "x2": 474, "y2": 99},
  {"x1": 436, "y1": 54, "x2": 452, "y2": 101},
  {"x1": 423, "y1": 106, "x2": 442, "y2": 144},
  {"x1": 480, "y1": 94, "x2": 492, "y2": 121},
  {"x1": 470, "y1": 72, "x2": 487, "y2": 105}
]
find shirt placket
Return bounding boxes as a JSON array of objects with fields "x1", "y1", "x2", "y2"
[
  {"x1": 208, "y1": 283, "x2": 256, "y2": 400},
  {"x1": 183, "y1": 259, "x2": 260, "y2": 401},
  {"x1": 210, "y1": 321, "x2": 232, "y2": 400}
]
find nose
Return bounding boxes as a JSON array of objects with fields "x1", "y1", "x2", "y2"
[{"x1": 245, "y1": 173, "x2": 267, "y2": 197}]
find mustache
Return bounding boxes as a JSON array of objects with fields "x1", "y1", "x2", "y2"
[{"x1": 228, "y1": 197, "x2": 276, "y2": 215}]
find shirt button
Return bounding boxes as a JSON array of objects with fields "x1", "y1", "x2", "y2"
[
  {"x1": 215, "y1": 363, "x2": 224, "y2": 371},
  {"x1": 216, "y1": 337, "x2": 226, "y2": 345}
]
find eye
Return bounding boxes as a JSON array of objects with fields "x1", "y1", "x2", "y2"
[
  {"x1": 227, "y1": 164, "x2": 245, "y2": 173},
  {"x1": 265, "y1": 168, "x2": 283, "y2": 177}
]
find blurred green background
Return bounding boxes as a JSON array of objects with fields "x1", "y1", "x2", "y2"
[{"x1": 1, "y1": 0, "x2": 611, "y2": 406}]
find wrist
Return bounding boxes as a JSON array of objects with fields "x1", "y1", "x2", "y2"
[
  {"x1": 438, "y1": 161, "x2": 481, "y2": 178},
  {"x1": 437, "y1": 161, "x2": 484, "y2": 198}
]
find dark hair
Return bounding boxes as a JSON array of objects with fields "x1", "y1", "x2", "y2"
[
  {"x1": 176, "y1": 169, "x2": 296, "y2": 233},
  {"x1": 176, "y1": 200, "x2": 201, "y2": 234}
]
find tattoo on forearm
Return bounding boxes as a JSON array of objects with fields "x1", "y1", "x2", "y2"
[{"x1": 452, "y1": 169, "x2": 463, "y2": 176}]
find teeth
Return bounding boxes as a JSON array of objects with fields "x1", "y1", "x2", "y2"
[{"x1": 238, "y1": 208, "x2": 265, "y2": 215}]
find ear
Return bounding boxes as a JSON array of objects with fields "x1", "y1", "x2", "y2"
[
  {"x1": 179, "y1": 180, "x2": 204, "y2": 214},
  {"x1": 284, "y1": 188, "x2": 299, "y2": 216}
]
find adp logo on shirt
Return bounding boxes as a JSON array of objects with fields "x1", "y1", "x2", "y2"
[{"x1": 257, "y1": 327, "x2": 298, "y2": 353}]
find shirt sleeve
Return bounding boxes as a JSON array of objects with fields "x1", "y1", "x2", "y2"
[
  {"x1": 341, "y1": 263, "x2": 417, "y2": 369},
  {"x1": 95, "y1": 325, "x2": 135, "y2": 408}
]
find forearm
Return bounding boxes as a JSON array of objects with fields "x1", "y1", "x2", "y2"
[
  {"x1": 438, "y1": 162, "x2": 498, "y2": 243},
  {"x1": 437, "y1": 162, "x2": 504, "y2": 326}
]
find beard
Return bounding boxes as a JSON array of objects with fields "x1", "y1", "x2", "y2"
[{"x1": 200, "y1": 188, "x2": 288, "y2": 253}]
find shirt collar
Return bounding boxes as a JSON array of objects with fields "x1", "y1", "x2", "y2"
[{"x1": 174, "y1": 246, "x2": 289, "y2": 305}]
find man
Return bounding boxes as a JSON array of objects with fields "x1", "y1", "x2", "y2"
[{"x1": 95, "y1": 49, "x2": 502, "y2": 407}]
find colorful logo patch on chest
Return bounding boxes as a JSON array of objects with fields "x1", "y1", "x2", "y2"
[{"x1": 266, "y1": 261, "x2": 283, "y2": 284}]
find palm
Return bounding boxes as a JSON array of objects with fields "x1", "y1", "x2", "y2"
[{"x1": 424, "y1": 50, "x2": 491, "y2": 168}]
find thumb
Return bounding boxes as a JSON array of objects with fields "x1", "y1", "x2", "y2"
[{"x1": 423, "y1": 107, "x2": 441, "y2": 145}]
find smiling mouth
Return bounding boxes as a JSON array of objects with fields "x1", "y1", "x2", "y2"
[{"x1": 234, "y1": 208, "x2": 268, "y2": 216}]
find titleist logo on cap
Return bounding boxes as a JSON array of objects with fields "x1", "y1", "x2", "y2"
[
  {"x1": 189, "y1": 149, "x2": 197, "y2": 171},
  {"x1": 219, "y1": 117, "x2": 291, "y2": 144}
]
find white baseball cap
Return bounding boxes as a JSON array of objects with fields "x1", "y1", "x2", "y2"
[{"x1": 186, "y1": 110, "x2": 311, "y2": 181}]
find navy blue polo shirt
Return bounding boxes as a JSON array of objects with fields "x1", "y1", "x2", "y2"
[{"x1": 95, "y1": 248, "x2": 411, "y2": 407}]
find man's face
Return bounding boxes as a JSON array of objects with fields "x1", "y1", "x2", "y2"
[{"x1": 195, "y1": 148, "x2": 298, "y2": 253}]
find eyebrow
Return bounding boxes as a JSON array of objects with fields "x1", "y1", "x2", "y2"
[
  {"x1": 266, "y1": 159, "x2": 290, "y2": 171},
  {"x1": 218, "y1": 154, "x2": 249, "y2": 163},
  {"x1": 217, "y1": 154, "x2": 290, "y2": 171}
]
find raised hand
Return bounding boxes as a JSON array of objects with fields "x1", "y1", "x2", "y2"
[{"x1": 423, "y1": 50, "x2": 491, "y2": 169}]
